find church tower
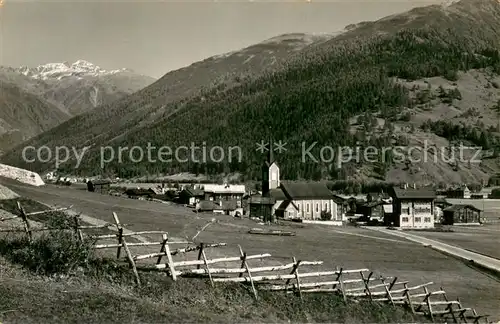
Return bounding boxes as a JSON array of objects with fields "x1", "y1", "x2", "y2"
[{"x1": 261, "y1": 136, "x2": 280, "y2": 197}]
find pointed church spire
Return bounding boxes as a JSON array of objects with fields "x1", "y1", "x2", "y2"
[{"x1": 268, "y1": 132, "x2": 274, "y2": 165}]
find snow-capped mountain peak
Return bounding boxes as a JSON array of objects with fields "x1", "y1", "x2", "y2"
[{"x1": 18, "y1": 60, "x2": 130, "y2": 80}]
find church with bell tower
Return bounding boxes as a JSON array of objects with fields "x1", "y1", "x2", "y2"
[
  {"x1": 249, "y1": 134, "x2": 345, "y2": 223},
  {"x1": 261, "y1": 140, "x2": 280, "y2": 196}
]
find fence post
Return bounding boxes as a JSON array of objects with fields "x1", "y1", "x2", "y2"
[
  {"x1": 440, "y1": 287, "x2": 458, "y2": 323},
  {"x1": 156, "y1": 233, "x2": 168, "y2": 264},
  {"x1": 197, "y1": 243, "x2": 205, "y2": 270},
  {"x1": 360, "y1": 271, "x2": 373, "y2": 301},
  {"x1": 238, "y1": 245, "x2": 246, "y2": 278},
  {"x1": 381, "y1": 276, "x2": 395, "y2": 306},
  {"x1": 238, "y1": 245, "x2": 257, "y2": 300},
  {"x1": 285, "y1": 257, "x2": 297, "y2": 287},
  {"x1": 122, "y1": 239, "x2": 141, "y2": 288},
  {"x1": 201, "y1": 248, "x2": 214, "y2": 287},
  {"x1": 164, "y1": 243, "x2": 177, "y2": 281},
  {"x1": 113, "y1": 212, "x2": 123, "y2": 259},
  {"x1": 293, "y1": 258, "x2": 303, "y2": 300},
  {"x1": 423, "y1": 287, "x2": 434, "y2": 322},
  {"x1": 404, "y1": 283, "x2": 415, "y2": 314},
  {"x1": 73, "y1": 215, "x2": 84, "y2": 242},
  {"x1": 456, "y1": 298, "x2": 468, "y2": 323},
  {"x1": 332, "y1": 267, "x2": 346, "y2": 302},
  {"x1": 17, "y1": 202, "x2": 33, "y2": 243}
]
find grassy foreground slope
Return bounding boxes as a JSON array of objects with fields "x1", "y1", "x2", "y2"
[
  {"x1": 0, "y1": 206, "x2": 426, "y2": 323},
  {"x1": 0, "y1": 259, "x2": 428, "y2": 324},
  {"x1": 3, "y1": 0, "x2": 500, "y2": 183}
]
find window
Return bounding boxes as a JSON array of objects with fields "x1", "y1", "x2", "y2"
[
  {"x1": 424, "y1": 217, "x2": 431, "y2": 223},
  {"x1": 316, "y1": 204, "x2": 319, "y2": 212},
  {"x1": 306, "y1": 204, "x2": 309, "y2": 213},
  {"x1": 298, "y1": 204, "x2": 300, "y2": 212},
  {"x1": 402, "y1": 217, "x2": 409, "y2": 222},
  {"x1": 415, "y1": 217, "x2": 421, "y2": 222},
  {"x1": 324, "y1": 203, "x2": 328, "y2": 210}
]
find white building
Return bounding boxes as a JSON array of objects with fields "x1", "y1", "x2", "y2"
[
  {"x1": 252, "y1": 149, "x2": 346, "y2": 224},
  {"x1": 390, "y1": 186, "x2": 436, "y2": 229}
]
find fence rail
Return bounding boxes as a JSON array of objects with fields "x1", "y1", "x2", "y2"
[{"x1": 0, "y1": 203, "x2": 491, "y2": 324}]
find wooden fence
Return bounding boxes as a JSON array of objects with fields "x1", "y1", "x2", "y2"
[{"x1": 0, "y1": 204, "x2": 492, "y2": 324}]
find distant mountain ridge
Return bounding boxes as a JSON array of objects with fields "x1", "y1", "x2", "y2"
[
  {"x1": 16, "y1": 60, "x2": 133, "y2": 81},
  {"x1": 0, "y1": 60, "x2": 156, "y2": 153},
  {"x1": 0, "y1": 60, "x2": 155, "y2": 115}
]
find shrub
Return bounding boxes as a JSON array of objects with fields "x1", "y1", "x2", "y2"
[
  {"x1": 320, "y1": 210, "x2": 332, "y2": 221},
  {"x1": 0, "y1": 230, "x2": 96, "y2": 276}
]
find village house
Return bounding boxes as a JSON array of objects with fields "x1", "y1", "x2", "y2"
[
  {"x1": 359, "y1": 201, "x2": 384, "y2": 222},
  {"x1": 195, "y1": 200, "x2": 244, "y2": 217},
  {"x1": 248, "y1": 195, "x2": 276, "y2": 222},
  {"x1": 445, "y1": 185, "x2": 471, "y2": 199},
  {"x1": 87, "y1": 179, "x2": 111, "y2": 194},
  {"x1": 179, "y1": 187, "x2": 205, "y2": 205},
  {"x1": 125, "y1": 188, "x2": 155, "y2": 199},
  {"x1": 249, "y1": 148, "x2": 345, "y2": 223},
  {"x1": 442, "y1": 204, "x2": 482, "y2": 225},
  {"x1": 434, "y1": 198, "x2": 452, "y2": 223},
  {"x1": 366, "y1": 192, "x2": 391, "y2": 203},
  {"x1": 388, "y1": 185, "x2": 436, "y2": 229},
  {"x1": 202, "y1": 184, "x2": 246, "y2": 202}
]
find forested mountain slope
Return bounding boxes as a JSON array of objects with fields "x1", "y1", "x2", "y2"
[
  {"x1": 3, "y1": 0, "x2": 500, "y2": 185},
  {"x1": 0, "y1": 82, "x2": 70, "y2": 155},
  {"x1": 1, "y1": 33, "x2": 329, "y2": 165}
]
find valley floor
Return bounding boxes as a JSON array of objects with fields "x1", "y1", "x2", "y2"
[{"x1": 1, "y1": 178, "x2": 500, "y2": 321}]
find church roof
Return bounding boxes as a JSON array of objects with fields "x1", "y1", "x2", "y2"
[
  {"x1": 392, "y1": 187, "x2": 436, "y2": 199},
  {"x1": 276, "y1": 200, "x2": 298, "y2": 211},
  {"x1": 281, "y1": 181, "x2": 335, "y2": 200},
  {"x1": 269, "y1": 188, "x2": 286, "y2": 200}
]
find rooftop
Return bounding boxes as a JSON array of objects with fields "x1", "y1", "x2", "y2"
[
  {"x1": 269, "y1": 188, "x2": 287, "y2": 200},
  {"x1": 443, "y1": 204, "x2": 482, "y2": 212},
  {"x1": 249, "y1": 195, "x2": 276, "y2": 205},
  {"x1": 202, "y1": 184, "x2": 246, "y2": 194},
  {"x1": 183, "y1": 188, "x2": 205, "y2": 196},
  {"x1": 91, "y1": 179, "x2": 111, "y2": 185},
  {"x1": 392, "y1": 187, "x2": 436, "y2": 200},
  {"x1": 281, "y1": 181, "x2": 337, "y2": 200}
]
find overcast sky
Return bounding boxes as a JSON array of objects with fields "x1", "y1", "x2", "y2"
[{"x1": 0, "y1": 0, "x2": 441, "y2": 78}]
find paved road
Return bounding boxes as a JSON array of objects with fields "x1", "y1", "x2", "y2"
[{"x1": 366, "y1": 227, "x2": 500, "y2": 274}]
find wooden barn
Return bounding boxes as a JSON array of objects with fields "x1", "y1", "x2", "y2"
[
  {"x1": 442, "y1": 204, "x2": 482, "y2": 225},
  {"x1": 249, "y1": 196, "x2": 276, "y2": 222},
  {"x1": 179, "y1": 188, "x2": 205, "y2": 205},
  {"x1": 87, "y1": 180, "x2": 111, "y2": 194}
]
